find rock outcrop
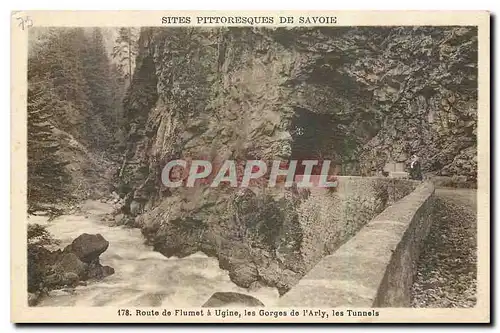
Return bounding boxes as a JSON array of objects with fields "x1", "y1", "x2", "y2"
[
  {"x1": 64, "y1": 233, "x2": 109, "y2": 263},
  {"x1": 27, "y1": 233, "x2": 114, "y2": 305},
  {"x1": 202, "y1": 292, "x2": 265, "y2": 307},
  {"x1": 138, "y1": 186, "x2": 308, "y2": 293},
  {"x1": 117, "y1": 27, "x2": 477, "y2": 291}
]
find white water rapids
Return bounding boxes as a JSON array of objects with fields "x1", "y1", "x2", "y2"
[{"x1": 29, "y1": 200, "x2": 279, "y2": 307}]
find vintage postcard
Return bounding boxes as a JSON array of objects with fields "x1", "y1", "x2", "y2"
[{"x1": 11, "y1": 10, "x2": 490, "y2": 323}]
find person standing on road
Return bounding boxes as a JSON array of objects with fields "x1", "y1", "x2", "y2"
[{"x1": 409, "y1": 154, "x2": 423, "y2": 181}]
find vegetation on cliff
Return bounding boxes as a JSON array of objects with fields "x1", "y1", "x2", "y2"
[
  {"x1": 28, "y1": 27, "x2": 126, "y2": 206},
  {"x1": 27, "y1": 27, "x2": 127, "y2": 300}
]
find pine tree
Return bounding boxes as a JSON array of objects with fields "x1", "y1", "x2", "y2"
[
  {"x1": 29, "y1": 28, "x2": 92, "y2": 139},
  {"x1": 27, "y1": 79, "x2": 71, "y2": 204},
  {"x1": 112, "y1": 28, "x2": 138, "y2": 85},
  {"x1": 26, "y1": 27, "x2": 131, "y2": 205},
  {"x1": 81, "y1": 28, "x2": 116, "y2": 150}
]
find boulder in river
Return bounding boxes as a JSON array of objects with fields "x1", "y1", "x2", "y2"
[
  {"x1": 64, "y1": 233, "x2": 109, "y2": 263},
  {"x1": 86, "y1": 259, "x2": 115, "y2": 279},
  {"x1": 54, "y1": 252, "x2": 88, "y2": 278},
  {"x1": 28, "y1": 232, "x2": 114, "y2": 298},
  {"x1": 228, "y1": 264, "x2": 260, "y2": 288},
  {"x1": 62, "y1": 272, "x2": 80, "y2": 287},
  {"x1": 202, "y1": 292, "x2": 265, "y2": 307}
]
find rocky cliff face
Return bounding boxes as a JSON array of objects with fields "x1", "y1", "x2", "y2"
[{"x1": 118, "y1": 27, "x2": 477, "y2": 292}]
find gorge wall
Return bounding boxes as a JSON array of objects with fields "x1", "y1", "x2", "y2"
[
  {"x1": 133, "y1": 177, "x2": 417, "y2": 294},
  {"x1": 117, "y1": 26, "x2": 477, "y2": 292}
]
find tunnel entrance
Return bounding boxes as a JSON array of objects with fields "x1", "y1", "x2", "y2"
[{"x1": 289, "y1": 107, "x2": 345, "y2": 175}]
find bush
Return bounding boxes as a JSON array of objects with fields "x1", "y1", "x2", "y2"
[
  {"x1": 27, "y1": 224, "x2": 60, "y2": 292},
  {"x1": 27, "y1": 224, "x2": 60, "y2": 247}
]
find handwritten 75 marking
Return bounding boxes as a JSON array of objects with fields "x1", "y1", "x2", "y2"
[{"x1": 16, "y1": 16, "x2": 33, "y2": 30}]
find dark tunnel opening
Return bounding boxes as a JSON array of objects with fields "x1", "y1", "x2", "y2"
[{"x1": 289, "y1": 108, "x2": 344, "y2": 175}]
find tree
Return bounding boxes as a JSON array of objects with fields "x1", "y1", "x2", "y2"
[
  {"x1": 112, "y1": 28, "x2": 139, "y2": 85},
  {"x1": 81, "y1": 28, "x2": 116, "y2": 149},
  {"x1": 27, "y1": 78, "x2": 71, "y2": 204},
  {"x1": 29, "y1": 28, "x2": 92, "y2": 139},
  {"x1": 27, "y1": 27, "x2": 128, "y2": 205}
]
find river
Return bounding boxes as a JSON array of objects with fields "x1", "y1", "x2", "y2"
[{"x1": 28, "y1": 200, "x2": 279, "y2": 307}]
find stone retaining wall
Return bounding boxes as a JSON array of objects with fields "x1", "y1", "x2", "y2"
[
  {"x1": 296, "y1": 177, "x2": 419, "y2": 274},
  {"x1": 278, "y1": 181, "x2": 435, "y2": 307}
]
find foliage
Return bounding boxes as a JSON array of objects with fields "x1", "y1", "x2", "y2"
[
  {"x1": 27, "y1": 79, "x2": 71, "y2": 204},
  {"x1": 27, "y1": 223, "x2": 60, "y2": 247},
  {"x1": 81, "y1": 28, "x2": 123, "y2": 150},
  {"x1": 27, "y1": 223, "x2": 60, "y2": 293},
  {"x1": 112, "y1": 28, "x2": 139, "y2": 84},
  {"x1": 28, "y1": 27, "x2": 127, "y2": 205}
]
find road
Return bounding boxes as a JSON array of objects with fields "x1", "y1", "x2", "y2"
[{"x1": 411, "y1": 188, "x2": 477, "y2": 308}]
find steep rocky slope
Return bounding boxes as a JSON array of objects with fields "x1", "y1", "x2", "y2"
[
  {"x1": 117, "y1": 26, "x2": 477, "y2": 291},
  {"x1": 28, "y1": 27, "x2": 124, "y2": 208}
]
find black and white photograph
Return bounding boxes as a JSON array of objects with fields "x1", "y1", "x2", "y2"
[{"x1": 11, "y1": 11, "x2": 490, "y2": 323}]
